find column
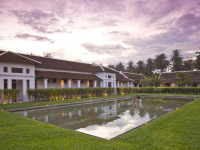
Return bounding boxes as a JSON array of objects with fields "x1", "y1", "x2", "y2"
[
  {"x1": 8, "y1": 78, "x2": 12, "y2": 89},
  {"x1": 93, "y1": 80, "x2": 97, "y2": 87},
  {"x1": 23, "y1": 79, "x2": 28, "y2": 102},
  {"x1": 77, "y1": 80, "x2": 81, "y2": 88},
  {"x1": 68, "y1": 79, "x2": 71, "y2": 88},
  {"x1": 137, "y1": 84, "x2": 139, "y2": 87},
  {"x1": 43, "y1": 78, "x2": 48, "y2": 89},
  {"x1": 171, "y1": 83, "x2": 174, "y2": 87},
  {"x1": 185, "y1": 84, "x2": 188, "y2": 87},
  {"x1": 106, "y1": 82, "x2": 108, "y2": 87},
  {"x1": 127, "y1": 82, "x2": 130, "y2": 87},
  {"x1": 117, "y1": 81, "x2": 120, "y2": 87},
  {"x1": 44, "y1": 116, "x2": 48, "y2": 123},
  {"x1": 30, "y1": 78, "x2": 35, "y2": 89},
  {"x1": 0, "y1": 78, "x2": 3, "y2": 89}
]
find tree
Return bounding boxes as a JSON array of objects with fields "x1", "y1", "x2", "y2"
[
  {"x1": 126, "y1": 61, "x2": 136, "y2": 73},
  {"x1": 195, "y1": 51, "x2": 200, "y2": 70},
  {"x1": 150, "y1": 74, "x2": 164, "y2": 87},
  {"x1": 154, "y1": 53, "x2": 169, "y2": 72},
  {"x1": 170, "y1": 49, "x2": 184, "y2": 71},
  {"x1": 136, "y1": 60, "x2": 146, "y2": 74},
  {"x1": 108, "y1": 64, "x2": 116, "y2": 69},
  {"x1": 43, "y1": 52, "x2": 54, "y2": 58},
  {"x1": 176, "y1": 72, "x2": 192, "y2": 87},
  {"x1": 115, "y1": 62, "x2": 125, "y2": 71},
  {"x1": 145, "y1": 58, "x2": 155, "y2": 77},
  {"x1": 139, "y1": 78, "x2": 152, "y2": 87},
  {"x1": 184, "y1": 59, "x2": 194, "y2": 71}
]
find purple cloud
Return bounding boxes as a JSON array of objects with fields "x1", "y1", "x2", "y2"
[
  {"x1": 12, "y1": 9, "x2": 61, "y2": 33},
  {"x1": 15, "y1": 34, "x2": 54, "y2": 43}
]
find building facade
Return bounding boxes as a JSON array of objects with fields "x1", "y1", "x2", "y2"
[
  {"x1": 160, "y1": 71, "x2": 200, "y2": 87},
  {"x1": 0, "y1": 50, "x2": 144, "y2": 101}
]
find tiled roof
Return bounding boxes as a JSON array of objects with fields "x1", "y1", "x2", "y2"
[
  {"x1": 35, "y1": 70, "x2": 102, "y2": 81},
  {"x1": 0, "y1": 51, "x2": 41, "y2": 64},
  {"x1": 123, "y1": 72, "x2": 145, "y2": 83},
  {"x1": 0, "y1": 50, "x2": 116, "y2": 73},
  {"x1": 116, "y1": 73, "x2": 132, "y2": 82},
  {"x1": 160, "y1": 71, "x2": 200, "y2": 83}
]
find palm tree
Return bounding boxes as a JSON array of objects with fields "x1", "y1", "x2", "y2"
[
  {"x1": 154, "y1": 53, "x2": 169, "y2": 72},
  {"x1": 170, "y1": 49, "x2": 184, "y2": 71}
]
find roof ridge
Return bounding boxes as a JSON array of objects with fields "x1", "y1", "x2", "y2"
[
  {"x1": 161, "y1": 70, "x2": 200, "y2": 74},
  {"x1": 0, "y1": 51, "x2": 9, "y2": 56}
]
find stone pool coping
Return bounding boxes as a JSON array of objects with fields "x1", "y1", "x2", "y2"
[{"x1": 6, "y1": 95, "x2": 199, "y2": 112}]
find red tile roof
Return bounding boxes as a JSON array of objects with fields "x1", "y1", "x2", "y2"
[
  {"x1": 160, "y1": 71, "x2": 200, "y2": 83},
  {"x1": 123, "y1": 72, "x2": 145, "y2": 83},
  {"x1": 0, "y1": 51, "x2": 41, "y2": 65},
  {"x1": 35, "y1": 70, "x2": 102, "y2": 81},
  {"x1": 0, "y1": 50, "x2": 117, "y2": 73}
]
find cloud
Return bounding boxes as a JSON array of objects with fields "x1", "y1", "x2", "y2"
[
  {"x1": 15, "y1": 34, "x2": 54, "y2": 43},
  {"x1": 12, "y1": 9, "x2": 62, "y2": 33},
  {"x1": 82, "y1": 43, "x2": 127, "y2": 54}
]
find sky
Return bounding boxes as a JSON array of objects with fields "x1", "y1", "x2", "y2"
[{"x1": 0, "y1": 0, "x2": 200, "y2": 65}]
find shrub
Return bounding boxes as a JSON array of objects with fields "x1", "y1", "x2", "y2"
[
  {"x1": 27, "y1": 87, "x2": 115, "y2": 101},
  {"x1": 117, "y1": 87, "x2": 200, "y2": 95},
  {"x1": 0, "y1": 89, "x2": 20, "y2": 104}
]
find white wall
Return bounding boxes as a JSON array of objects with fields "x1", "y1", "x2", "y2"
[
  {"x1": 37, "y1": 79, "x2": 89, "y2": 88},
  {"x1": 0, "y1": 62, "x2": 35, "y2": 101},
  {"x1": 95, "y1": 72, "x2": 116, "y2": 88}
]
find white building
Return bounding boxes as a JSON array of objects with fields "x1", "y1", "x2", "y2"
[{"x1": 0, "y1": 50, "x2": 145, "y2": 101}]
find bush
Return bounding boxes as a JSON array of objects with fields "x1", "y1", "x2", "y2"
[
  {"x1": 117, "y1": 87, "x2": 200, "y2": 95},
  {"x1": 0, "y1": 89, "x2": 20, "y2": 104},
  {"x1": 27, "y1": 87, "x2": 115, "y2": 101}
]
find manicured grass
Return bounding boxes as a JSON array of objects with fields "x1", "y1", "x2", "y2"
[
  {"x1": 0, "y1": 93, "x2": 199, "y2": 110},
  {"x1": 0, "y1": 97, "x2": 199, "y2": 149}
]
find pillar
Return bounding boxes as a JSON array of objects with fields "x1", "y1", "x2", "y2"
[
  {"x1": 94, "y1": 80, "x2": 97, "y2": 87},
  {"x1": 68, "y1": 79, "x2": 71, "y2": 88},
  {"x1": 137, "y1": 84, "x2": 139, "y2": 87},
  {"x1": 8, "y1": 78, "x2": 12, "y2": 89},
  {"x1": 0, "y1": 78, "x2": 3, "y2": 89},
  {"x1": 171, "y1": 83, "x2": 174, "y2": 87},
  {"x1": 43, "y1": 78, "x2": 48, "y2": 89},
  {"x1": 23, "y1": 79, "x2": 28, "y2": 102},
  {"x1": 45, "y1": 116, "x2": 48, "y2": 123},
  {"x1": 117, "y1": 81, "x2": 120, "y2": 87},
  {"x1": 77, "y1": 80, "x2": 81, "y2": 88},
  {"x1": 185, "y1": 84, "x2": 188, "y2": 87},
  {"x1": 127, "y1": 82, "x2": 130, "y2": 87}
]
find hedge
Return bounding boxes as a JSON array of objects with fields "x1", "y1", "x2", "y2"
[
  {"x1": 0, "y1": 89, "x2": 20, "y2": 104},
  {"x1": 27, "y1": 87, "x2": 115, "y2": 101},
  {"x1": 117, "y1": 87, "x2": 200, "y2": 95}
]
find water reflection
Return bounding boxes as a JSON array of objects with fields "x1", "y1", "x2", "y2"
[{"x1": 14, "y1": 97, "x2": 193, "y2": 139}]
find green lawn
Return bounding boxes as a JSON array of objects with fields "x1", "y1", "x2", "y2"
[
  {"x1": 0, "y1": 95, "x2": 200, "y2": 149},
  {"x1": 0, "y1": 93, "x2": 199, "y2": 110}
]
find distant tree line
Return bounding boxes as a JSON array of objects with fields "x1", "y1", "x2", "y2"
[{"x1": 108, "y1": 49, "x2": 200, "y2": 77}]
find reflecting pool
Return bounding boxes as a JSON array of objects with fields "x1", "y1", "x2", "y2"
[{"x1": 14, "y1": 97, "x2": 193, "y2": 139}]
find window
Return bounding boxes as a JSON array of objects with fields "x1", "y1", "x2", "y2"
[
  {"x1": 12, "y1": 80, "x2": 16, "y2": 89},
  {"x1": 12, "y1": 67, "x2": 23, "y2": 73},
  {"x1": 27, "y1": 80, "x2": 30, "y2": 89},
  {"x1": 81, "y1": 79, "x2": 84, "y2": 83},
  {"x1": 89, "y1": 80, "x2": 93, "y2": 87},
  {"x1": 52, "y1": 78, "x2": 56, "y2": 83},
  {"x1": 4, "y1": 67, "x2": 8, "y2": 72},
  {"x1": 4, "y1": 79, "x2": 7, "y2": 89},
  {"x1": 108, "y1": 75, "x2": 112, "y2": 78},
  {"x1": 47, "y1": 79, "x2": 50, "y2": 83},
  {"x1": 26, "y1": 69, "x2": 30, "y2": 74},
  {"x1": 105, "y1": 75, "x2": 107, "y2": 78},
  {"x1": 64, "y1": 79, "x2": 67, "y2": 83}
]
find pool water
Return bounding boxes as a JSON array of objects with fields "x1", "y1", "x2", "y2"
[{"x1": 14, "y1": 97, "x2": 193, "y2": 139}]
